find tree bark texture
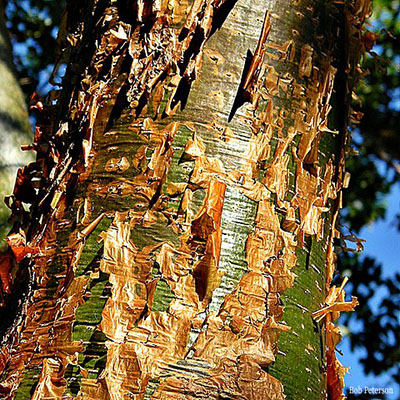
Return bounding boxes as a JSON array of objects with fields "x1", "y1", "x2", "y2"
[{"x1": 0, "y1": 0, "x2": 370, "y2": 399}]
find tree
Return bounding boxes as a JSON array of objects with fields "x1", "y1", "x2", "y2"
[{"x1": 0, "y1": 0, "x2": 370, "y2": 399}]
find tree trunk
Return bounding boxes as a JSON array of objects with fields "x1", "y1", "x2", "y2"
[{"x1": 0, "y1": 0, "x2": 369, "y2": 399}]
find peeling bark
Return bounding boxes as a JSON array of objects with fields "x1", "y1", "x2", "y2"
[{"x1": 0, "y1": 0, "x2": 370, "y2": 399}]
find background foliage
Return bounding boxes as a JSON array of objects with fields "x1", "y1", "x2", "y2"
[{"x1": 338, "y1": 0, "x2": 400, "y2": 393}]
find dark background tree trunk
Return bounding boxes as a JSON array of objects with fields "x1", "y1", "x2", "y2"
[{"x1": 0, "y1": 0, "x2": 32, "y2": 248}]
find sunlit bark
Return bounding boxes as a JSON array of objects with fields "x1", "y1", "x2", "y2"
[{"x1": 0, "y1": 0, "x2": 369, "y2": 399}]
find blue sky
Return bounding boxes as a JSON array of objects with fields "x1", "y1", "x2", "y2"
[{"x1": 340, "y1": 182, "x2": 400, "y2": 399}]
